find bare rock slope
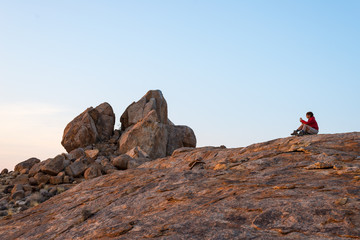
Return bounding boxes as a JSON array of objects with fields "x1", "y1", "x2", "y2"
[{"x1": 1, "y1": 132, "x2": 359, "y2": 239}]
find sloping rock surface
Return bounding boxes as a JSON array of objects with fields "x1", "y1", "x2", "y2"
[{"x1": 1, "y1": 132, "x2": 359, "y2": 239}]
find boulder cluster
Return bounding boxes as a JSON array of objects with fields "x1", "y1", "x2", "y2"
[{"x1": 0, "y1": 90, "x2": 196, "y2": 216}]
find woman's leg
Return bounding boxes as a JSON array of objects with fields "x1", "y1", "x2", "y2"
[{"x1": 302, "y1": 124, "x2": 318, "y2": 135}]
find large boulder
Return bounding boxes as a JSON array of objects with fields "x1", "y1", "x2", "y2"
[
  {"x1": 119, "y1": 110, "x2": 168, "y2": 159},
  {"x1": 166, "y1": 125, "x2": 197, "y2": 156},
  {"x1": 61, "y1": 102, "x2": 115, "y2": 152},
  {"x1": 120, "y1": 90, "x2": 168, "y2": 131},
  {"x1": 118, "y1": 90, "x2": 196, "y2": 159}
]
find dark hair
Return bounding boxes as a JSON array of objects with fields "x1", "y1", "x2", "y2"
[{"x1": 306, "y1": 112, "x2": 314, "y2": 117}]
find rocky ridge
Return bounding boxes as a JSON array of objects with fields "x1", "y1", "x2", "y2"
[{"x1": 0, "y1": 132, "x2": 359, "y2": 239}]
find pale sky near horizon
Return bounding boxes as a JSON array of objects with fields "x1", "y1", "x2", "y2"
[{"x1": 1, "y1": 1, "x2": 359, "y2": 171}]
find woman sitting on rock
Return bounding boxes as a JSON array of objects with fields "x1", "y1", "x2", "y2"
[{"x1": 291, "y1": 111, "x2": 319, "y2": 136}]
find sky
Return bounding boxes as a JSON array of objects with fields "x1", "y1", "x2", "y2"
[{"x1": 0, "y1": 1, "x2": 359, "y2": 171}]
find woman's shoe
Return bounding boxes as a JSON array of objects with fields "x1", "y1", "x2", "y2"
[
  {"x1": 291, "y1": 130, "x2": 298, "y2": 136},
  {"x1": 297, "y1": 130, "x2": 305, "y2": 136}
]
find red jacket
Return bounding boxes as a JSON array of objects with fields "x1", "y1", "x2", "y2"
[{"x1": 301, "y1": 116, "x2": 319, "y2": 130}]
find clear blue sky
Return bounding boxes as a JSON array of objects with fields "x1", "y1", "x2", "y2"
[{"x1": 1, "y1": 1, "x2": 359, "y2": 170}]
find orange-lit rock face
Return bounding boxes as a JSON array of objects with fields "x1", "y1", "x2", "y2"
[
  {"x1": 61, "y1": 102, "x2": 115, "y2": 153},
  {"x1": 1, "y1": 132, "x2": 360, "y2": 239}
]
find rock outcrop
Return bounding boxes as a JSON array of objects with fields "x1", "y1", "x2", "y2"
[
  {"x1": 1, "y1": 132, "x2": 359, "y2": 239},
  {"x1": 61, "y1": 90, "x2": 196, "y2": 159},
  {"x1": 119, "y1": 90, "x2": 196, "y2": 158},
  {"x1": 0, "y1": 90, "x2": 196, "y2": 219},
  {"x1": 61, "y1": 102, "x2": 115, "y2": 152}
]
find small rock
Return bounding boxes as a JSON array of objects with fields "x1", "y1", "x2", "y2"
[
  {"x1": 81, "y1": 208, "x2": 94, "y2": 221},
  {"x1": 65, "y1": 160, "x2": 87, "y2": 177},
  {"x1": 99, "y1": 157, "x2": 111, "y2": 167},
  {"x1": 20, "y1": 169, "x2": 29, "y2": 175},
  {"x1": 28, "y1": 161, "x2": 46, "y2": 177},
  {"x1": 85, "y1": 149, "x2": 100, "y2": 160},
  {"x1": 40, "y1": 189, "x2": 51, "y2": 199},
  {"x1": 34, "y1": 172, "x2": 50, "y2": 185},
  {"x1": 63, "y1": 176, "x2": 72, "y2": 183},
  {"x1": 335, "y1": 197, "x2": 348, "y2": 206},
  {"x1": 14, "y1": 200, "x2": 27, "y2": 208},
  {"x1": 126, "y1": 146, "x2": 149, "y2": 159},
  {"x1": 1, "y1": 169, "x2": 8, "y2": 175},
  {"x1": 11, "y1": 184, "x2": 24, "y2": 195},
  {"x1": 111, "y1": 155, "x2": 133, "y2": 170},
  {"x1": 14, "y1": 158, "x2": 40, "y2": 173},
  {"x1": 48, "y1": 187, "x2": 57, "y2": 196},
  {"x1": 40, "y1": 155, "x2": 65, "y2": 176},
  {"x1": 68, "y1": 148, "x2": 85, "y2": 161},
  {"x1": 49, "y1": 176, "x2": 63, "y2": 185},
  {"x1": 305, "y1": 162, "x2": 334, "y2": 170},
  {"x1": 11, "y1": 190, "x2": 25, "y2": 201},
  {"x1": 29, "y1": 177, "x2": 37, "y2": 186},
  {"x1": 12, "y1": 174, "x2": 30, "y2": 185},
  {"x1": 84, "y1": 164, "x2": 102, "y2": 180}
]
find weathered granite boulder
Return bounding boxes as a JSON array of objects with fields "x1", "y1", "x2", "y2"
[
  {"x1": 40, "y1": 155, "x2": 65, "y2": 176},
  {"x1": 65, "y1": 159, "x2": 88, "y2": 177},
  {"x1": 61, "y1": 102, "x2": 115, "y2": 152},
  {"x1": 118, "y1": 90, "x2": 196, "y2": 159},
  {"x1": 166, "y1": 125, "x2": 197, "y2": 156},
  {"x1": 120, "y1": 90, "x2": 168, "y2": 131},
  {"x1": 119, "y1": 110, "x2": 168, "y2": 159},
  {"x1": 14, "y1": 158, "x2": 40, "y2": 173}
]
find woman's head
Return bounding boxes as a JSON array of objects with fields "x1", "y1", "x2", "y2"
[{"x1": 306, "y1": 112, "x2": 314, "y2": 118}]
